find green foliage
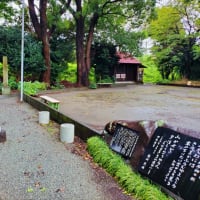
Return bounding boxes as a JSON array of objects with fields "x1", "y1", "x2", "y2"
[
  {"x1": 168, "y1": 66, "x2": 181, "y2": 81},
  {"x1": 89, "y1": 67, "x2": 96, "y2": 84},
  {"x1": 0, "y1": 63, "x2": 18, "y2": 90},
  {"x1": 18, "y1": 81, "x2": 47, "y2": 96},
  {"x1": 88, "y1": 67, "x2": 97, "y2": 89},
  {"x1": 23, "y1": 35, "x2": 45, "y2": 80},
  {"x1": 87, "y1": 136, "x2": 172, "y2": 200},
  {"x1": 0, "y1": 1, "x2": 16, "y2": 22},
  {"x1": 148, "y1": 7, "x2": 183, "y2": 41},
  {"x1": 8, "y1": 76, "x2": 18, "y2": 90},
  {"x1": 98, "y1": 75, "x2": 114, "y2": 83},
  {"x1": 91, "y1": 42, "x2": 118, "y2": 82},
  {"x1": 93, "y1": 0, "x2": 156, "y2": 56},
  {"x1": 193, "y1": 45, "x2": 200, "y2": 60},
  {"x1": 57, "y1": 62, "x2": 77, "y2": 83},
  {"x1": 0, "y1": 81, "x2": 2, "y2": 92},
  {"x1": 51, "y1": 82, "x2": 65, "y2": 89},
  {"x1": 88, "y1": 82, "x2": 97, "y2": 89},
  {"x1": 50, "y1": 18, "x2": 76, "y2": 82},
  {"x1": 0, "y1": 62, "x2": 2, "y2": 77},
  {"x1": 96, "y1": 24, "x2": 144, "y2": 57},
  {"x1": 148, "y1": 1, "x2": 200, "y2": 80},
  {"x1": 0, "y1": 26, "x2": 45, "y2": 81},
  {"x1": 139, "y1": 56, "x2": 163, "y2": 83}
]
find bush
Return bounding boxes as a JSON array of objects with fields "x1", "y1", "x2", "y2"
[
  {"x1": 89, "y1": 67, "x2": 96, "y2": 84},
  {"x1": 87, "y1": 136, "x2": 172, "y2": 200},
  {"x1": 57, "y1": 62, "x2": 77, "y2": 83},
  {"x1": 139, "y1": 56, "x2": 163, "y2": 83},
  {"x1": 18, "y1": 81, "x2": 47, "y2": 96},
  {"x1": 98, "y1": 75, "x2": 114, "y2": 83},
  {"x1": 8, "y1": 76, "x2": 18, "y2": 90},
  {"x1": 89, "y1": 82, "x2": 97, "y2": 89},
  {"x1": 0, "y1": 26, "x2": 45, "y2": 80}
]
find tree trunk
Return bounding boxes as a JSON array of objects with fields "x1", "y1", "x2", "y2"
[
  {"x1": 76, "y1": 16, "x2": 87, "y2": 86},
  {"x1": 28, "y1": 0, "x2": 51, "y2": 86},
  {"x1": 85, "y1": 13, "x2": 99, "y2": 74},
  {"x1": 42, "y1": 36, "x2": 51, "y2": 85},
  {"x1": 75, "y1": 0, "x2": 88, "y2": 86},
  {"x1": 40, "y1": 0, "x2": 51, "y2": 86}
]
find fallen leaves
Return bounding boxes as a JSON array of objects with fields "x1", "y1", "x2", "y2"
[
  {"x1": 56, "y1": 187, "x2": 65, "y2": 193},
  {"x1": 70, "y1": 136, "x2": 92, "y2": 161}
]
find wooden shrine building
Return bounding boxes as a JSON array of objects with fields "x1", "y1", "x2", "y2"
[{"x1": 115, "y1": 52, "x2": 146, "y2": 83}]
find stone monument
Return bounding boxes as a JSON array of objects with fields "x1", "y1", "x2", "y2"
[
  {"x1": 102, "y1": 120, "x2": 200, "y2": 200},
  {"x1": 2, "y1": 56, "x2": 11, "y2": 95}
]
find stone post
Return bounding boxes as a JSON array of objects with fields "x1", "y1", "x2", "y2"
[{"x1": 2, "y1": 56, "x2": 11, "y2": 95}]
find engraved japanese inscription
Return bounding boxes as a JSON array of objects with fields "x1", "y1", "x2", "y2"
[
  {"x1": 138, "y1": 127, "x2": 200, "y2": 200},
  {"x1": 110, "y1": 124, "x2": 140, "y2": 158}
]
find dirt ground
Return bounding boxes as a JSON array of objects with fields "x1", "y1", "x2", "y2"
[{"x1": 44, "y1": 84, "x2": 200, "y2": 138}]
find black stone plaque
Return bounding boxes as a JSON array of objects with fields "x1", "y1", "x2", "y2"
[
  {"x1": 110, "y1": 124, "x2": 140, "y2": 158},
  {"x1": 138, "y1": 127, "x2": 200, "y2": 200}
]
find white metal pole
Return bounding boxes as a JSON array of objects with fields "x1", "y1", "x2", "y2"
[{"x1": 20, "y1": 0, "x2": 25, "y2": 102}]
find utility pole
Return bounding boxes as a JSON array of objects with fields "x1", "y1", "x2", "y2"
[{"x1": 20, "y1": 0, "x2": 25, "y2": 102}]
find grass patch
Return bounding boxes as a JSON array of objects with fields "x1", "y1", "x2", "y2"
[{"x1": 87, "y1": 136, "x2": 173, "y2": 200}]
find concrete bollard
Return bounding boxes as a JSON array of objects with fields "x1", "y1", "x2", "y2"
[
  {"x1": 39, "y1": 111, "x2": 50, "y2": 124},
  {"x1": 60, "y1": 123, "x2": 74, "y2": 143}
]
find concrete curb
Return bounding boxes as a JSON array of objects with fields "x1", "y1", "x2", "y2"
[{"x1": 23, "y1": 93, "x2": 101, "y2": 141}]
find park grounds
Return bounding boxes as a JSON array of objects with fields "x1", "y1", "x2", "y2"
[{"x1": 0, "y1": 83, "x2": 199, "y2": 199}]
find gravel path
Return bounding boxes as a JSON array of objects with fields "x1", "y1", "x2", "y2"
[{"x1": 0, "y1": 95, "x2": 133, "y2": 200}]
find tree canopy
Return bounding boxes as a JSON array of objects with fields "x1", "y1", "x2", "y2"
[
  {"x1": 66, "y1": 0, "x2": 156, "y2": 86},
  {"x1": 0, "y1": 26, "x2": 44, "y2": 80},
  {"x1": 148, "y1": 0, "x2": 200, "y2": 80},
  {"x1": 1, "y1": 0, "x2": 200, "y2": 86}
]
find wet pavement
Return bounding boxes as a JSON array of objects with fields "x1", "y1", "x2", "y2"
[{"x1": 43, "y1": 84, "x2": 200, "y2": 137}]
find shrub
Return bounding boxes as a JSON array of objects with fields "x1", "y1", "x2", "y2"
[
  {"x1": 57, "y1": 62, "x2": 77, "y2": 83},
  {"x1": 87, "y1": 136, "x2": 172, "y2": 200},
  {"x1": 98, "y1": 75, "x2": 114, "y2": 83},
  {"x1": 18, "y1": 81, "x2": 47, "y2": 96},
  {"x1": 8, "y1": 76, "x2": 18, "y2": 90}
]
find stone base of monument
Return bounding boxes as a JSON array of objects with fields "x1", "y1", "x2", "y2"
[
  {"x1": 102, "y1": 120, "x2": 200, "y2": 200},
  {"x1": 0, "y1": 129, "x2": 6, "y2": 143},
  {"x1": 2, "y1": 86, "x2": 11, "y2": 95}
]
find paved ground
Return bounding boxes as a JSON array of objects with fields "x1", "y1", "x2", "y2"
[
  {"x1": 1, "y1": 84, "x2": 199, "y2": 199},
  {"x1": 46, "y1": 84, "x2": 200, "y2": 138},
  {"x1": 0, "y1": 95, "x2": 133, "y2": 200}
]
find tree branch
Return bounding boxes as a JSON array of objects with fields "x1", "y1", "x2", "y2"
[{"x1": 28, "y1": 0, "x2": 41, "y2": 39}]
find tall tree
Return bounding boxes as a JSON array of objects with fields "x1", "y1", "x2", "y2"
[
  {"x1": 66, "y1": 0, "x2": 156, "y2": 86},
  {"x1": 27, "y1": 0, "x2": 71, "y2": 85},
  {"x1": 174, "y1": 0, "x2": 200, "y2": 79},
  {"x1": 149, "y1": 6, "x2": 183, "y2": 79},
  {"x1": 148, "y1": 0, "x2": 200, "y2": 79},
  {"x1": 25, "y1": 0, "x2": 155, "y2": 86},
  {"x1": 28, "y1": 0, "x2": 51, "y2": 85}
]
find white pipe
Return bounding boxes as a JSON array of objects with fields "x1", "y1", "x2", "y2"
[{"x1": 20, "y1": 0, "x2": 25, "y2": 102}]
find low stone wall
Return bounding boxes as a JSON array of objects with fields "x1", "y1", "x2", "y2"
[{"x1": 23, "y1": 94, "x2": 100, "y2": 141}]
